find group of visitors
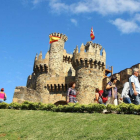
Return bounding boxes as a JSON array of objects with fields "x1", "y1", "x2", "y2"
[
  {"x1": 121, "y1": 68, "x2": 140, "y2": 105},
  {"x1": 0, "y1": 88, "x2": 7, "y2": 103},
  {"x1": 94, "y1": 76, "x2": 118, "y2": 105},
  {"x1": 67, "y1": 68, "x2": 140, "y2": 106}
]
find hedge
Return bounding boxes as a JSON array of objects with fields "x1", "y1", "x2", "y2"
[{"x1": 1, "y1": 101, "x2": 140, "y2": 114}]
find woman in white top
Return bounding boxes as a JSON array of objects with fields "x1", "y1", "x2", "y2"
[{"x1": 120, "y1": 82, "x2": 131, "y2": 104}]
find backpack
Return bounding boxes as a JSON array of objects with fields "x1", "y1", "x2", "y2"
[
  {"x1": 102, "y1": 82, "x2": 112, "y2": 97},
  {"x1": 98, "y1": 90, "x2": 104, "y2": 97},
  {"x1": 102, "y1": 89, "x2": 110, "y2": 97}
]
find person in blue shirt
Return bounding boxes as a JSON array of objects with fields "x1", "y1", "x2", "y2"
[{"x1": 129, "y1": 68, "x2": 140, "y2": 105}]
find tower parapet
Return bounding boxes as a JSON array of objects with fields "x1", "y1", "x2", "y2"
[
  {"x1": 72, "y1": 42, "x2": 106, "y2": 71},
  {"x1": 49, "y1": 33, "x2": 68, "y2": 76},
  {"x1": 72, "y1": 42, "x2": 106, "y2": 104},
  {"x1": 49, "y1": 33, "x2": 68, "y2": 42},
  {"x1": 33, "y1": 51, "x2": 49, "y2": 74}
]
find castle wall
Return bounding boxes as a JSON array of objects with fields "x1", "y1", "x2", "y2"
[
  {"x1": 103, "y1": 63, "x2": 140, "y2": 94},
  {"x1": 13, "y1": 86, "x2": 67, "y2": 104}
]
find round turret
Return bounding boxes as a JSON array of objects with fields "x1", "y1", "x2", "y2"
[
  {"x1": 72, "y1": 42, "x2": 106, "y2": 104},
  {"x1": 49, "y1": 33, "x2": 68, "y2": 76}
]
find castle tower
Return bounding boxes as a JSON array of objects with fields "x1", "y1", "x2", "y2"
[
  {"x1": 72, "y1": 42, "x2": 106, "y2": 104},
  {"x1": 49, "y1": 33, "x2": 68, "y2": 75}
]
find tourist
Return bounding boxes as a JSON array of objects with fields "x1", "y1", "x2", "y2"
[
  {"x1": 67, "y1": 82, "x2": 79, "y2": 103},
  {"x1": 120, "y1": 82, "x2": 131, "y2": 104},
  {"x1": 106, "y1": 76, "x2": 118, "y2": 105},
  {"x1": 129, "y1": 68, "x2": 140, "y2": 105},
  {"x1": 94, "y1": 88, "x2": 103, "y2": 104},
  {"x1": 0, "y1": 88, "x2": 7, "y2": 103}
]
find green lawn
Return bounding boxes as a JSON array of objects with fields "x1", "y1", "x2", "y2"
[{"x1": 0, "y1": 110, "x2": 140, "y2": 140}]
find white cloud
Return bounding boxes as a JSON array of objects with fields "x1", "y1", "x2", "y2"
[
  {"x1": 48, "y1": 0, "x2": 140, "y2": 15},
  {"x1": 49, "y1": 0, "x2": 69, "y2": 12},
  {"x1": 134, "y1": 14, "x2": 140, "y2": 22},
  {"x1": 70, "y1": 19, "x2": 78, "y2": 26},
  {"x1": 110, "y1": 18, "x2": 140, "y2": 34},
  {"x1": 22, "y1": 0, "x2": 140, "y2": 34},
  {"x1": 32, "y1": 0, "x2": 45, "y2": 5}
]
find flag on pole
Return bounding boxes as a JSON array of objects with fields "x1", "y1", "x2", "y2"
[
  {"x1": 49, "y1": 35, "x2": 61, "y2": 44},
  {"x1": 90, "y1": 27, "x2": 95, "y2": 40}
]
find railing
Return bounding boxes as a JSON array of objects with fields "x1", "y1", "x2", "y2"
[
  {"x1": 105, "y1": 65, "x2": 113, "y2": 76},
  {"x1": 106, "y1": 65, "x2": 112, "y2": 70}
]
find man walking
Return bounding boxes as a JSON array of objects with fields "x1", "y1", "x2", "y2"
[{"x1": 129, "y1": 68, "x2": 140, "y2": 105}]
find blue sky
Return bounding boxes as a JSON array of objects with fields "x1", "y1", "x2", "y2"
[{"x1": 1, "y1": 0, "x2": 140, "y2": 103}]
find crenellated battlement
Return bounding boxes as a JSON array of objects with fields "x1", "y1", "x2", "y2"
[
  {"x1": 46, "y1": 84, "x2": 68, "y2": 92},
  {"x1": 63, "y1": 55, "x2": 72, "y2": 63},
  {"x1": 49, "y1": 33, "x2": 68, "y2": 42},
  {"x1": 72, "y1": 43, "x2": 106, "y2": 70},
  {"x1": 85, "y1": 41, "x2": 102, "y2": 51},
  {"x1": 34, "y1": 64, "x2": 48, "y2": 73},
  {"x1": 63, "y1": 49, "x2": 73, "y2": 63},
  {"x1": 33, "y1": 51, "x2": 49, "y2": 73}
]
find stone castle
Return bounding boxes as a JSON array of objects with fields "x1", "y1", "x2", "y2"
[{"x1": 13, "y1": 32, "x2": 140, "y2": 104}]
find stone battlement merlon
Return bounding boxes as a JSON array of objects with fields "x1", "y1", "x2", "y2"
[
  {"x1": 85, "y1": 42, "x2": 102, "y2": 51},
  {"x1": 72, "y1": 58, "x2": 105, "y2": 70},
  {"x1": 63, "y1": 55, "x2": 72, "y2": 63},
  {"x1": 34, "y1": 64, "x2": 48, "y2": 73},
  {"x1": 49, "y1": 33, "x2": 68, "y2": 42},
  {"x1": 73, "y1": 43, "x2": 106, "y2": 62},
  {"x1": 46, "y1": 84, "x2": 68, "y2": 92}
]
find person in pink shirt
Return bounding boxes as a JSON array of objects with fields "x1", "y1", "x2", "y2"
[{"x1": 0, "y1": 88, "x2": 7, "y2": 103}]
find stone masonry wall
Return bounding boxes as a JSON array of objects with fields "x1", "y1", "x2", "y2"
[
  {"x1": 49, "y1": 39, "x2": 65, "y2": 75},
  {"x1": 13, "y1": 86, "x2": 67, "y2": 104},
  {"x1": 75, "y1": 67, "x2": 103, "y2": 104}
]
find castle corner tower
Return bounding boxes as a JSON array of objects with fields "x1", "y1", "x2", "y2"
[
  {"x1": 49, "y1": 33, "x2": 68, "y2": 76},
  {"x1": 72, "y1": 41, "x2": 106, "y2": 104}
]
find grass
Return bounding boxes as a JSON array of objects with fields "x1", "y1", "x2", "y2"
[{"x1": 0, "y1": 110, "x2": 140, "y2": 140}]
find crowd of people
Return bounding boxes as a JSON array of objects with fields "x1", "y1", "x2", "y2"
[{"x1": 67, "y1": 68, "x2": 140, "y2": 106}]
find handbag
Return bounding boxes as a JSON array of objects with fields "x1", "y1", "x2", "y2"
[
  {"x1": 98, "y1": 96, "x2": 103, "y2": 104},
  {"x1": 102, "y1": 96, "x2": 108, "y2": 103},
  {"x1": 4, "y1": 94, "x2": 7, "y2": 101}
]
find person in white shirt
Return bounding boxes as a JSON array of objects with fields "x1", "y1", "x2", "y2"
[
  {"x1": 120, "y1": 82, "x2": 131, "y2": 104},
  {"x1": 129, "y1": 68, "x2": 140, "y2": 105}
]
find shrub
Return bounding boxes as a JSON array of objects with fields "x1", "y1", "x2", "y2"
[
  {"x1": 46, "y1": 103, "x2": 56, "y2": 111},
  {"x1": 9, "y1": 102, "x2": 22, "y2": 110},
  {"x1": 118, "y1": 103, "x2": 131, "y2": 114},
  {"x1": 131, "y1": 104, "x2": 140, "y2": 114},
  {"x1": 39, "y1": 103, "x2": 48, "y2": 110},
  {"x1": 4, "y1": 100, "x2": 140, "y2": 115},
  {"x1": 73, "y1": 104, "x2": 84, "y2": 113},
  {"x1": 52, "y1": 105, "x2": 65, "y2": 112},
  {"x1": 0, "y1": 102, "x2": 9, "y2": 109},
  {"x1": 28, "y1": 102, "x2": 42, "y2": 110},
  {"x1": 86, "y1": 104, "x2": 94, "y2": 113},
  {"x1": 93, "y1": 104, "x2": 106, "y2": 113},
  {"x1": 86, "y1": 104, "x2": 106, "y2": 113},
  {"x1": 106, "y1": 104, "x2": 117, "y2": 112},
  {"x1": 21, "y1": 104, "x2": 29, "y2": 110}
]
